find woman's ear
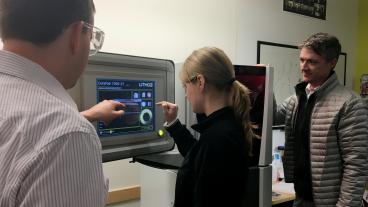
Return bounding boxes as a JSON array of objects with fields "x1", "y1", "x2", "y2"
[
  {"x1": 68, "y1": 21, "x2": 84, "y2": 55},
  {"x1": 197, "y1": 74, "x2": 206, "y2": 92}
]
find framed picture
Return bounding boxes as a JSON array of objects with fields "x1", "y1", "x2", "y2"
[{"x1": 283, "y1": 0, "x2": 326, "y2": 20}]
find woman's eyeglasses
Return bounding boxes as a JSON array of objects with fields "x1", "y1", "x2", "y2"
[{"x1": 182, "y1": 75, "x2": 198, "y2": 89}]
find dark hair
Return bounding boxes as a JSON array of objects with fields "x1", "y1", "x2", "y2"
[
  {"x1": 299, "y1": 32, "x2": 341, "y2": 62},
  {"x1": 0, "y1": 0, "x2": 95, "y2": 45}
]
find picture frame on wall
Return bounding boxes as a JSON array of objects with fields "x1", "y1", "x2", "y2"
[{"x1": 283, "y1": 0, "x2": 326, "y2": 20}]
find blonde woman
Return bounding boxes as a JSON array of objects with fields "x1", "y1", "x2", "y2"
[{"x1": 157, "y1": 47, "x2": 254, "y2": 207}]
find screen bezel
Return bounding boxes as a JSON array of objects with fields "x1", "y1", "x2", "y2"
[{"x1": 81, "y1": 52, "x2": 175, "y2": 162}]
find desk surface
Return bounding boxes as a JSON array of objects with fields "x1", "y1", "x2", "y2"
[
  {"x1": 272, "y1": 181, "x2": 295, "y2": 205},
  {"x1": 272, "y1": 192, "x2": 295, "y2": 205}
]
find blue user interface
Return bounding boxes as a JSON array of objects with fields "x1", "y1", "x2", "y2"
[{"x1": 96, "y1": 79, "x2": 155, "y2": 137}]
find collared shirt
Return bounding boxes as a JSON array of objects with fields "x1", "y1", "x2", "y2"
[
  {"x1": 305, "y1": 83, "x2": 319, "y2": 99},
  {"x1": 0, "y1": 50, "x2": 108, "y2": 207}
]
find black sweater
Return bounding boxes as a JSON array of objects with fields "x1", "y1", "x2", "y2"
[
  {"x1": 166, "y1": 107, "x2": 249, "y2": 207},
  {"x1": 293, "y1": 82, "x2": 316, "y2": 201}
]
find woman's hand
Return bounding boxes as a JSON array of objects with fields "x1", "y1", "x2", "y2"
[{"x1": 156, "y1": 101, "x2": 178, "y2": 123}]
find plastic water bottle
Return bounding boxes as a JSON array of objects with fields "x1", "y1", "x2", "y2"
[{"x1": 272, "y1": 152, "x2": 284, "y2": 182}]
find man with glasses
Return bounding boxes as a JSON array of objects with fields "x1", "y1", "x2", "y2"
[{"x1": 0, "y1": 0, "x2": 121, "y2": 206}]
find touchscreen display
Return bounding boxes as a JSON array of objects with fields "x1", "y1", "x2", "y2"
[{"x1": 96, "y1": 79, "x2": 155, "y2": 137}]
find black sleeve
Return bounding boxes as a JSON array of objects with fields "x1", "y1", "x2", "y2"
[{"x1": 165, "y1": 120, "x2": 197, "y2": 157}]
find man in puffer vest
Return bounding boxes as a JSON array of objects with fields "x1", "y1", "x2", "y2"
[{"x1": 275, "y1": 32, "x2": 368, "y2": 207}]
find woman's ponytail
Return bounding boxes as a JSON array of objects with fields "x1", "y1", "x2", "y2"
[{"x1": 231, "y1": 80, "x2": 255, "y2": 155}]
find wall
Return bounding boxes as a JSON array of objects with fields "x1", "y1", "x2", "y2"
[
  {"x1": 93, "y1": 0, "x2": 239, "y2": 63},
  {"x1": 354, "y1": 0, "x2": 368, "y2": 93},
  {"x1": 83, "y1": 1, "x2": 360, "y2": 206}
]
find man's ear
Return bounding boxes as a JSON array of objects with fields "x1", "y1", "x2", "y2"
[
  {"x1": 69, "y1": 21, "x2": 84, "y2": 55},
  {"x1": 329, "y1": 58, "x2": 338, "y2": 70}
]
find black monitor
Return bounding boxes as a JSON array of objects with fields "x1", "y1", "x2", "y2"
[
  {"x1": 234, "y1": 65, "x2": 273, "y2": 207},
  {"x1": 233, "y1": 65, "x2": 273, "y2": 166},
  {"x1": 81, "y1": 52, "x2": 175, "y2": 162}
]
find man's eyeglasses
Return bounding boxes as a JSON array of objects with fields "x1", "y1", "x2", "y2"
[{"x1": 83, "y1": 22, "x2": 105, "y2": 56}]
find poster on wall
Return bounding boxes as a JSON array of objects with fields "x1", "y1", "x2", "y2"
[{"x1": 283, "y1": 0, "x2": 326, "y2": 20}]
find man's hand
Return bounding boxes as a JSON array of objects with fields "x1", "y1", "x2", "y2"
[{"x1": 81, "y1": 100, "x2": 125, "y2": 126}]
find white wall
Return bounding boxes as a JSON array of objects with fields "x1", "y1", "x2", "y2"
[
  {"x1": 84, "y1": 1, "x2": 359, "y2": 206},
  {"x1": 93, "y1": 0, "x2": 239, "y2": 63}
]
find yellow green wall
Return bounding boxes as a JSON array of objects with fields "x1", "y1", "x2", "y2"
[{"x1": 355, "y1": 0, "x2": 368, "y2": 93}]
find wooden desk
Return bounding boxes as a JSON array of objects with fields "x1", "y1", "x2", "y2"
[
  {"x1": 107, "y1": 185, "x2": 140, "y2": 205},
  {"x1": 272, "y1": 181, "x2": 295, "y2": 206},
  {"x1": 272, "y1": 192, "x2": 295, "y2": 205}
]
